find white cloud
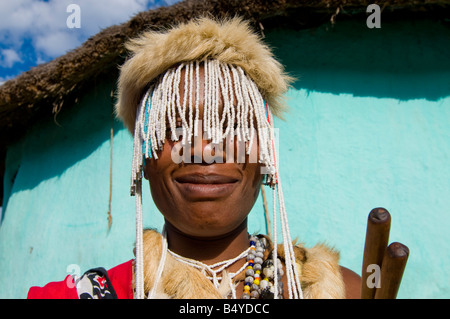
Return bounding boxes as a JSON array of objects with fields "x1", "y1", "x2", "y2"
[
  {"x1": 0, "y1": 49, "x2": 22, "y2": 68},
  {"x1": 76, "y1": 0, "x2": 150, "y2": 35},
  {"x1": 34, "y1": 31, "x2": 82, "y2": 58},
  {"x1": 0, "y1": 0, "x2": 156, "y2": 60}
]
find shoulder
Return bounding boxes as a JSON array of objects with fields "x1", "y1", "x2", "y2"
[{"x1": 340, "y1": 266, "x2": 361, "y2": 299}]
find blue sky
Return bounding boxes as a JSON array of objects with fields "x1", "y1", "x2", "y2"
[{"x1": 0, "y1": 0, "x2": 181, "y2": 86}]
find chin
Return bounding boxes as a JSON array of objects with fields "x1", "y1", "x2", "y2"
[{"x1": 171, "y1": 215, "x2": 246, "y2": 239}]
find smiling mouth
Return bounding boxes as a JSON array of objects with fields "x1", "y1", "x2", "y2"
[
  {"x1": 174, "y1": 174, "x2": 239, "y2": 199},
  {"x1": 175, "y1": 174, "x2": 239, "y2": 184}
]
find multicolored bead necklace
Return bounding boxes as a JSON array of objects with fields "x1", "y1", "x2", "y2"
[
  {"x1": 241, "y1": 235, "x2": 284, "y2": 299},
  {"x1": 167, "y1": 233, "x2": 284, "y2": 299}
]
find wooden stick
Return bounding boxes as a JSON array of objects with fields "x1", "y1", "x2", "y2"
[
  {"x1": 361, "y1": 208, "x2": 391, "y2": 299},
  {"x1": 375, "y1": 242, "x2": 409, "y2": 299}
]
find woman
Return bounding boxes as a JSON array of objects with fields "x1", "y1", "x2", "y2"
[{"x1": 28, "y1": 17, "x2": 360, "y2": 299}]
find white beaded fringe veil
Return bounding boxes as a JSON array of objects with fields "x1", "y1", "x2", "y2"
[{"x1": 130, "y1": 59, "x2": 303, "y2": 299}]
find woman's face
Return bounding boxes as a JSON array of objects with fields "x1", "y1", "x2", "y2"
[{"x1": 143, "y1": 66, "x2": 264, "y2": 238}]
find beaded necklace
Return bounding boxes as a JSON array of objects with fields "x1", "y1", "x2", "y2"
[
  {"x1": 242, "y1": 235, "x2": 284, "y2": 299},
  {"x1": 167, "y1": 234, "x2": 284, "y2": 299}
]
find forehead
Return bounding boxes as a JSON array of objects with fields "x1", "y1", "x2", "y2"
[{"x1": 175, "y1": 61, "x2": 235, "y2": 114}]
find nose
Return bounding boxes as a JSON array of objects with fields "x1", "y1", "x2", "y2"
[
  {"x1": 191, "y1": 130, "x2": 225, "y2": 164},
  {"x1": 170, "y1": 123, "x2": 227, "y2": 164},
  {"x1": 170, "y1": 122, "x2": 257, "y2": 165}
]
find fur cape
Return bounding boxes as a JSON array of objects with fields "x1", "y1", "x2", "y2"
[
  {"x1": 115, "y1": 17, "x2": 293, "y2": 135},
  {"x1": 138, "y1": 229, "x2": 346, "y2": 299}
]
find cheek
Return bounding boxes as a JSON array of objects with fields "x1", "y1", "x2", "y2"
[
  {"x1": 144, "y1": 142, "x2": 177, "y2": 200},
  {"x1": 145, "y1": 140, "x2": 177, "y2": 172},
  {"x1": 245, "y1": 164, "x2": 265, "y2": 196}
]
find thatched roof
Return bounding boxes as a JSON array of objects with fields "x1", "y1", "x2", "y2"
[{"x1": 0, "y1": 0, "x2": 448, "y2": 148}]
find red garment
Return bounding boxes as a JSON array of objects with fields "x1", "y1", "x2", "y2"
[{"x1": 27, "y1": 259, "x2": 134, "y2": 299}]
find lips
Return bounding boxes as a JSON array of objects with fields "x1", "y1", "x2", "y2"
[
  {"x1": 174, "y1": 173, "x2": 239, "y2": 200},
  {"x1": 175, "y1": 174, "x2": 238, "y2": 184}
]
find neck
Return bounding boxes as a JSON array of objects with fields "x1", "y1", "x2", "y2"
[{"x1": 164, "y1": 219, "x2": 250, "y2": 272}]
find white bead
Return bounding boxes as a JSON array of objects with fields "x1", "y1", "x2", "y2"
[
  {"x1": 255, "y1": 251, "x2": 264, "y2": 258},
  {"x1": 250, "y1": 290, "x2": 260, "y2": 299},
  {"x1": 263, "y1": 266, "x2": 275, "y2": 280},
  {"x1": 259, "y1": 279, "x2": 268, "y2": 290}
]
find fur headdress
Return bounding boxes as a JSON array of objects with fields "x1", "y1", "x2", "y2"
[
  {"x1": 115, "y1": 17, "x2": 292, "y2": 134},
  {"x1": 115, "y1": 17, "x2": 302, "y2": 299}
]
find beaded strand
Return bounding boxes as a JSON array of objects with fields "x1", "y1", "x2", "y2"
[
  {"x1": 134, "y1": 59, "x2": 276, "y2": 185},
  {"x1": 166, "y1": 233, "x2": 285, "y2": 299},
  {"x1": 241, "y1": 235, "x2": 284, "y2": 299},
  {"x1": 130, "y1": 58, "x2": 303, "y2": 299}
]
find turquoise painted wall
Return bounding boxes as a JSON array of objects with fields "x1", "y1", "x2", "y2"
[
  {"x1": 265, "y1": 18, "x2": 450, "y2": 299},
  {"x1": 1, "y1": 18, "x2": 449, "y2": 298}
]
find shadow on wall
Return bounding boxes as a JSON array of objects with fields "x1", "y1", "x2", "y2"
[
  {"x1": 266, "y1": 18, "x2": 450, "y2": 101},
  {"x1": 2, "y1": 78, "x2": 123, "y2": 213}
]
